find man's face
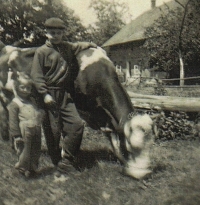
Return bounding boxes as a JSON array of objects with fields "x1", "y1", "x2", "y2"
[{"x1": 46, "y1": 29, "x2": 64, "y2": 44}]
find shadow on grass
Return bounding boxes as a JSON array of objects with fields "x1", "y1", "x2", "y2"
[
  {"x1": 152, "y1": 162, "x2": 168, "y2": 173},
  {"x1": 37, "y1": 166, "x2": 56, "y2": 177},
  {"x1": 75, "y1": 149, "x2": 118, "y2": 171}
]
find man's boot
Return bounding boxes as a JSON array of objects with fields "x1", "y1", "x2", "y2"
[
  {"x1": 55, "y1": 133, "x2": 82, "y2": 175},
  {"x1": 57, "y1": 150, "x2": 78, "y2": 175},
  {"x1": 57, "y1": 157, "x2": 77, "y2": 174}
]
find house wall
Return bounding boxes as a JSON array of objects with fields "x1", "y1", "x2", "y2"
[
  {"x1": 106, "y1": 41, "x2": 150, "y2": 78},
  {"x1": 104, "y1": 41, "x2": 168, "y2": 83}
]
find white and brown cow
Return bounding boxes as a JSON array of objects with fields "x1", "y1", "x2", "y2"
[{"x1": 0, "y1": 45, "x2": 154, "y2": 179}]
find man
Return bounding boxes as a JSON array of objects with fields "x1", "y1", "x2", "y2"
[{"x1": 31, "y1": 17, "x2": 96, "y2": 174}]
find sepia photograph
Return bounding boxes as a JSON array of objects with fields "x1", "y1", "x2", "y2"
[{"x1": 0, "y1": 0, "x2": 200, "y2": 204}]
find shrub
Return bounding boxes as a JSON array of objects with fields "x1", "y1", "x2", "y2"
[
  {"x1": 134, "y1": 109, "x2": 199, "y2": 141},
  {"x1": 152, "y1": 111, "x2": 198, "y2": 141}
]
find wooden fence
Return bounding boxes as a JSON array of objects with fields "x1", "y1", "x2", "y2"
[
  {"x1": 126, "y1": 76, "x2": 200, "y2": 112},
  {"x1": 124, "y1": 75, "x2": 200, "y2": 88}
]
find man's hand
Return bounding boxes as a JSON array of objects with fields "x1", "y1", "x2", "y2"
[
  {"x1": 44, "y1": 94, "x2": 55, "y2": 104},
  {"x1": 13, "y1": 136, "x2": 24, "y2": 155},
  {"x1": 74, "y1": 42, "x2": 97, "y2": 55},
  {"x1": 44, "y1": 94, "x2": 58, "y2": 117}
]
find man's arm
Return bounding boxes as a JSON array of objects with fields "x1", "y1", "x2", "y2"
[
  {"x1": 31, "y1": 49, "x2": 48, "y2": 96},
  {"x1": 31, "y1": 49, "x2": 56, "y2": 110},
  {"x1": 71, "y1": 42, "x2": 97, "y2": 55}
]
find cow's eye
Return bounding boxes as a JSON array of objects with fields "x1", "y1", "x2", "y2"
[{"x1": 129, "y1": 127, "x2": 133, "y2": 133}]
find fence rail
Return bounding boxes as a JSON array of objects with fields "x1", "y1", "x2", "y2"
[
  {"x1": 142, "y1": 76, "x2": 200, "y2": 87},
  {"x1": 118, "y1": 72, "x2": 200, "y2": 88},
  {"x1": 164, "y1": 85, "x2": 200, "y2": 88},
  {"x1": 161, "y1": 76, "x2": 200, "y2": 81}
]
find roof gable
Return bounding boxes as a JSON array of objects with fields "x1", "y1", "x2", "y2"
[{"x1": 102, "y1": 0, "x2": 186, "y2": 47}]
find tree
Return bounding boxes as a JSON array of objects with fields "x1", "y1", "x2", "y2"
[
  {"x1": 175, "y1": 0, "x2": 192, "y2": 86},
  {"x1": 89, "y1": 0, "x2": 130, "y2": 46},
  {"x1": 0, "y1": 0, "x2": 90, "y2": 46},
  {"x1": 143, "y1": 0, "x2": 200, "y2": 84}
]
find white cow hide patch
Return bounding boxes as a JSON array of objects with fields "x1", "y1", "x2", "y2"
[{"x1": 77, "y1": 47, "x2": 111, "y2": 71}]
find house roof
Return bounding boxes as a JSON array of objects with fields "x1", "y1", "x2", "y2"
[{"x1": 102, "y1": 0, "x2": 185, "y2": 47}]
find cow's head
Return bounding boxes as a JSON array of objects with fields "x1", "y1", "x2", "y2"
[{"x1": 123, "y1": 114, "x2": 154, "y2": 179}]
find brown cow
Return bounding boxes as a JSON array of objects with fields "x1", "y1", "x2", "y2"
[{"x1": 0, "y1": 45, "x2": 154, "y2": 179}]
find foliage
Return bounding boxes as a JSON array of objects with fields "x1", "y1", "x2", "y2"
[
  {"x1": 154, "y1": 111, "x2": 196, "y2": 141},
  {"x1": 153, "y1": 82, "x2": 168, "y2": 96},
  {"x1": 0, "y1": 0, "x2": 91, "y2": 46},
  {"x1": 0, "y1": 0, "x2": 130, "y2": 48},
  {"x1": 143, "y1": 0, "x2": 200, "y2": 78},
  {"x1": 134, "y1": 108, "x2": 198, "y2": 141},
  {"x1": 88, "y1": 0, "x2": 129, "y2": 46}
]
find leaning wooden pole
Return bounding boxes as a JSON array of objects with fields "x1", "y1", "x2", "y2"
[{"x1": 127, "y1": 91, "x2": 200, "y2": 112}]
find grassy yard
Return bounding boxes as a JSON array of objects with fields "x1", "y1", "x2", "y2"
[
  {"x1": 0, "y1": 126, "x2": 200, "y2": 205},
  {"x1": 1, "y1": 85, "x2": 200, "y2": 205}
]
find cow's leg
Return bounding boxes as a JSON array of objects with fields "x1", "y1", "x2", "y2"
[
  {"x1": 0, "y1": 86, "x2": 9, "y2": 141},
  {"x1": 0, "y1": 72, "x2": 14, "y2": 141},
  {"x1": 0, "y1": 99, "x2": 9, "y2": 141},
  {"x1": 110, "y1": 132, "x2": 126, "y2": 164}
]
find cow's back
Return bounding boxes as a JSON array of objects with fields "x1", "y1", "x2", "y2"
[
  {"x1": 75, "y1": 47, "x2": 118, "y2": 95},
  {"x1": 0, "y1": 46, "x2": 36, "y2": 86}
]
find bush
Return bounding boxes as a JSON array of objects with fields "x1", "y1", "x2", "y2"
[
  {"x1": 134, "y1": 109, "x2": 199, "y2": 141},
  {"x1": 154, "y1": 111, "x2": 197, "y2": 141}
]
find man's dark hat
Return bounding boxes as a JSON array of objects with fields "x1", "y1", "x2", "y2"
[{"x1": 45, "y1": 17, "x2": 66, "y2": 29}]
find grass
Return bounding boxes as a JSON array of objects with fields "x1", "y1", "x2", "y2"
[
  {"x1": 0, "y1": 86, "x2": 200, "y2": 205},
  {"x1": 0, "y1": 126, "x2": 200, "y2": 205}
]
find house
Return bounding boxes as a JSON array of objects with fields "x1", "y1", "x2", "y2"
[{"x1": 102, "y1": 0, "x2": 186, "y2": 83}]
